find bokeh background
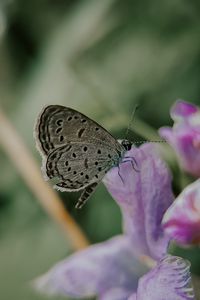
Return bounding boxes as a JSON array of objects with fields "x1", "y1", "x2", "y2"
[{"x1": 0, "y1": 0, "x2": 200, "y2": 299}]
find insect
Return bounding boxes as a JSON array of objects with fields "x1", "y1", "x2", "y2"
[{"x1": 34, "y1": 105, "x2": 136, "y2": 209}]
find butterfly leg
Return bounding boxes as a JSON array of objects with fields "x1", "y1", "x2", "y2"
[
  {"x1": 75, "y1": 182, "x2": 98, "y2": 209},
  {"x1": 122, "y1": 156, "x2": 140, "y2": 172},
  {"x1": 118, "y1": 165, "x2": 125, "y2": 184}
]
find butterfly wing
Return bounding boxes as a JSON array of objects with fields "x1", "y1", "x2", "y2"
[
  {"x1": 45, "y1": 141, "x2": 119, "y2": 209},
  {"x1": 35, "y1": 105, "x2": 122, "y2": 156},
  {"x1": 35, "y1": 105, "x2": 124, "y2": 208},
  {"x1": 44, "y1": 141, "x2": 119, "y2": 191}
]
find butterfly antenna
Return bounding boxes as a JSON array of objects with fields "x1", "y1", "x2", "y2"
[
  {"x1": 125, "y1": 104, "x2": 166, "y2": 144},
  {"x1": 125, "y1": 104, "x2": 140, "y2": 140},
  {"x1": 134, "y1": 139, "x2": 166, "y2": 144}
]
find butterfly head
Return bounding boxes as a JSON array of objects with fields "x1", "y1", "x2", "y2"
[{"x1": 121, "y1": 139, "x2": 132, "y2": 151}]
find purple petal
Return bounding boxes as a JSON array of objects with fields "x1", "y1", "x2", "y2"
[
  {"x1": 160, "y1": 124, "x2": 200, "y2": 177},
  {"x1": 137, "y1": 255, "x2": 195, "y2": 300},
  {"x1": 100, "y1": 288, "x2": 133, "y2": 300},
  {"x1": 34, "y1": 236, "x2": 148, "y2": 299},
  {"x1": 163, "y1": 179, "x2": 200, "y2": 245},
  {"x1": 159, "y1": 127, "x2": 174, "y2": 144},
  {"x1": 103, "y1": 144, "x2": 174, "y2": 261},
  {"x1": 171, "y1": 100, "x2": 198, "y2": 120},
  {"x1": 128, "y1": 294, "x2": 137, "y2": 300},
  {"x1": 160, "y1": 100, "x2": 200, "y2": 177}
]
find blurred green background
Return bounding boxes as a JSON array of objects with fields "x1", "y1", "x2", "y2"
[{"x1": 0, "y1": 0, "x2": 200, "y2": 299}]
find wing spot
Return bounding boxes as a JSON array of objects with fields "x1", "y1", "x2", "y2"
[
  {"x1": 85, "y1": 174, "x2": 89, "y2": 180},
  {"x1": 56, "y1": 119, "x2": 63, "y2": 126},
  {"x1": 65, "y1": 161, "x2": 68, "y2": 166},
  {"x1": 78, "y1": 128, "x2": 85, "y2": 138},
  {"x1": 74, "y1": 116, "x2": 78, "y2": 119},
  {"x1": 45, "y1": 144, "x2": 50, "y2": 150},
  {"x1": 56, "y1": 127, "x2": 62, "y2": 134},
  {"x1": 68, "y1": 116, "x2": 72, "y2": 121},
  {"x1": 95, "y1": 161, "x2": 98, "y2": 165},
  {"x1": 73, "y1": 171, "x2": 77, "y2": 175},
  {"x1": 98, "y1": 167, "x2": 102, "y2": 171},
  {"x1": 108, "y1": 154, "x2": 112, "y2": 158},
  {"x1": 83, "y1": 146, "x2": 88, "y2": 152},
  {"x1": 80, "y1": 172, "x2": 84, "y2": 176},
  {"x1": 95, "y1": 174, "x2": 98, "y2": 178},
  {"x1": 95, "y1": 127, "x2": 99, "y2": 131},
  {"x1": 84, "y1": 158, "x2": 88, "y2": 169},
  {"x1": 72, "y1": 153, "x2": 76, "y2": 158},
  {"x1": 97, "y1": 149, "x2": 101, "y2": 154},
  {"x1": 81, "y1": 119, "x2": 86, "y2": 123},
  {"x1": 59, "y1": 135, "x2": 64, "y2": 142},
  {"x1": 68, "y1": 167, "x2": 71, "y2": 171}
]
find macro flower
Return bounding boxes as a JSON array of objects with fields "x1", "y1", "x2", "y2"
[
  {"x1": 163, "y1": 179, "x2": 200, "y2": 245},
  {"x1": 159, "y1": 100, "x2": 200, "y2": 177},
  {"x1": 34, "y1": 144, "x2": 195, "y2": 300}
]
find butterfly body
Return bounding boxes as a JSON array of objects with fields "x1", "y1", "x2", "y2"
[{"x1": 35, "y1": 105, "x2": 132, "y2": 208}]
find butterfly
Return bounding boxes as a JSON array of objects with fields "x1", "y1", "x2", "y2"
[{"x1": 34, "y1": 105, "x2": 134, "y2": 209}]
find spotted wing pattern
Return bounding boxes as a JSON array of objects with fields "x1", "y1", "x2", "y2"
[
  {"x1": 35, "y1": 105, "x2": 123, "y2": 208},
  {"x1": 35, "y1": 105, "x2": 122, "y2": 156}
]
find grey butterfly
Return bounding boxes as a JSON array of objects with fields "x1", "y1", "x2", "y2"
[{"x1": 34, "y1": 105, "x2": 133, "y2": 209}]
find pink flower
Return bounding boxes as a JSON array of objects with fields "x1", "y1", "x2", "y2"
[
  {"x1": 159, "y1": 100, "x2": 200, "y2": 177},
  {"x1": 34, "y1": 145, "x2": 195, "y2": 299},
  {"x1": 163, "y1": 179, "x2": 200, "y2": 245}
]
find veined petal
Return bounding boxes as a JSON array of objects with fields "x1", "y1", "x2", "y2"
[
  {"x1": 34, "y1": 236, "x2": 147, "y2": 299},
  {"x1": 103, "y1": 144, "x2": 174, "y2": 261},
  {"x1": 136, "y1": 255, "x2": 195, "y2": 300},
  {"x1": 163, "y1": 179, "x2": 200, "y2": 245}
]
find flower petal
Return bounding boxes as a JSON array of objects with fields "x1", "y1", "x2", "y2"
[
  {"x1": 34, "y1": 236, "x2": 147, "y2": 298},
  {"x1": 171, "y1": 100, "x2": 198, "y2": 120},
  {"x1": 100, "y1": 288, "x2": 133, "y2": 300},
  {"x1": 103, "y1": 144, "x2": 174, "y2": 261},
  {"x1": 159, "y1": 100, "x2": 200, "y2": 177},
  {"x1": 163, "y1": 179, "x2": 200, "y2": 245},
  {"x1": 137, "y1": 255, "x2": 195, "y2": 300}
]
